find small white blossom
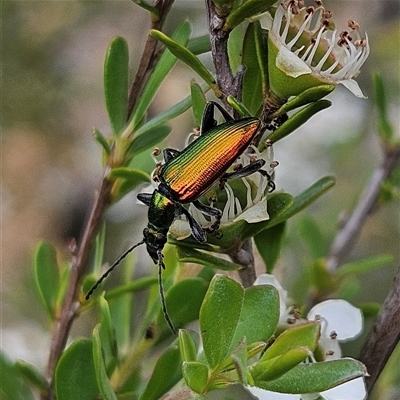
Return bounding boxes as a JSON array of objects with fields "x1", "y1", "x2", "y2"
[
  {"x1": 260, "y1": 0, "x2": 370, "y2": 98},
  {"x1": 249, "y1": 276, "x2": 366, "y2": 400}
]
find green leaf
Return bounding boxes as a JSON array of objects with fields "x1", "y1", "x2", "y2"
[
  {"x1": 252, "y1": 347, "x2": 310, "y2": 381},
  {"x1": 373, "y1": 73, "x2": 394, "y2": 141},
  {"x1": 266, "y1": 100, "x2": 332, "y2": 144},
  {"x1": 187, "y1": 35, "x2": 212, "y2": 55},
  {"x1": 227, "y1": 95, "x2": 252, "y2": 117},
  {"x1": 240, "y1": 192, "x2": 293, "y2": 242},
  {"x1": 262, "y1": 322, "x2": 320, "y2": 361},
  {"x1": 231, "y1": 339, "x2": 248, "y2": 385},
  {"x1": 34, "y1": 241, "x2": 60, "y2": 319},
  {"x1": 255, "y1": 358, "x2": 366, "y2": 394},
  {"x1": 273, "y1": 85, "x2": 335, "y2": 116},
  {"x1": 92, "y1": 325, "x2": 118, "y2": 400},
  {"x1": 127, "y1": 124, "x2": 172, "y2": 157},
  {"x1": 231, "y1": 285, "x2": 280, "y2": 348},
  {"x1": 55, "y1": 339, "x2": 99, "y2": 400},
  {"x1": 336, "y1": 275, "x2": 361, "y2": 301},
  {"x1": 191, "y1": 81, "x2": 207, "y2": 127},
  {"x1": 130, "y1": 21, "x2": 192, "y2": 130},
  {"x1": 14, "y1": 360, "x2": 48, "y2": 392},
  {"x1": 139, "y1": 347, "x2": 182, "y2": 400},
  {"x1": 150, "y1": 29, "x2": 221, "y2": 98},
  {"x1": 105, "y1": 275, "x2": 158, "y2": 301},
  {"x1": 311, "y1": 260, "x2": 336, "y2": 294},
  {"x1": 135, "y1": 84, "x2": 210, "y2": 137},
  {"x1": 200, "y1": 275, "x2": 244, "y2": 368},
  {"x1": 242, "y1": 21, "x2": 265, "y2": 115},
  {"x1": 132, "y1": 0, "x2": 158, "y2": 15},
  {"x1": 104, "y1": 37, "x2": 129, "y2": 135},
  {"x1": 228, "y1": 24, "x2": 245, "y2": 74},
  {"x1": 176, "y1": 246, "x2": 242, "y2": 271},
  {"x1": 110, "y1": 167, "x2": 151, "y2": 201},
  {"x1": 156, "y1": 277, "x2": 209, "y2": 335},
  {"x1": 268, "y1": 176, "x2": 336, "y2": 228},
  {"x1": 225, "y1": 0, "x2": 277, "y2": 31},
  {"x1": 358, "y1": 302, "x2": 381, "y2": 318},
  {"x1": 336, "y1": 254, "x2": 394, "y2": 277},
  {"x1": 93, "y1": 127, "x2": 111, "y2": 155},
  {"x1": 182, "y1": 361, "x2": 209, "y2": 394},
  {"x1": 254, "y1": 221, "x2": 286, "y2": 273},
  {"x1": 0, "y1": 352, "x2": 34, "y2": 400},
  {"x1": 297, "y1": 216, "x2": 327, "y2": 259},
  {"x1": 98, "y1": 297, "x2": 118, "y2": 366},
  {"x1": 93, "y1": 222, "x2": 106, "y2": 274},
  {"x1": 179, "y1": 329, "x2": 199, "y2": 362}
]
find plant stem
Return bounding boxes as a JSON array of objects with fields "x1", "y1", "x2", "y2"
[
  {"x1": 359, "y1": 265, "x2": 400, "y2": 394},
  {"x1": 205, "y1": 0, "x2": 256, "y2": 286},
  {"x1": 327, "y1": 146, "x2": 400, "y2": 272},
  {"x1": 127, "y1": 0, "x2": 175, "y2": 117},
  {"x1": 44, "y1": 174, "x2": 112, "y2": 399}
]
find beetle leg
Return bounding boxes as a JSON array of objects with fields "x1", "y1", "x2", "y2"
[
  {"x1": 192, "y1": 200, "x2": 222, "y2": 235},
  {"x1": 137, "y1": 192, "x2": 152, "y2": 206},
  {"x1": 200, "y1": 101, "x2": 234, "y2": 134},
  {"x1": 221, "y1": 159, "x2": 266, "y2": 180},
  {"x1": 163, "y1": 148, "x2": 181, "y2": 163},
  {"x1": 221, "y1": 159, "x2": 276, "y2": 193},
  {"x1": 179, "y1": 206, "x2": 207, "y2": 243}
]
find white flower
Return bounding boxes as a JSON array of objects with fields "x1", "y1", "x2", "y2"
[
  {"x1": 308, "y1": 299, "x2": 363, "y2": 360},
  {"x1": 260, "y1": 0, "x2": 370, "y2": 99},
  {"x1": 249, "y1": 278, "x2": 366, "y2": 400}
]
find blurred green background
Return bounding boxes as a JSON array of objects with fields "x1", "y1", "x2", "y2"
[{"x1": 1, "y1": 1, "x2": 399, "y2": 399}]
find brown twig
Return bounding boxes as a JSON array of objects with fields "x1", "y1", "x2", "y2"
[
  {"x1": 127, "y1": 0, "x2": 175, "y2": 117},
  {"x1": 327, "y1": 146, "x2": 400, "y2": 272},
  {"x1": 359, "y1": 266, "x2": 400, "y2": 394}
]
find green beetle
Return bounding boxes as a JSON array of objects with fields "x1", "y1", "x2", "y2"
[{"x1": 87, "y1": 102, "x2": 274, "y2": 333}]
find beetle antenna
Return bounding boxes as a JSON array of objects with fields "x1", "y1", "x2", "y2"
[
  {"x1": 158, "y1": 251, "x2": 177, "y2": 335},
  {"x1": 85, "y1": 240, "x2": 145, "y2": 300}
]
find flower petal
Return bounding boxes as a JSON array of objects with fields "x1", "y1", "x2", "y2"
[
  {"x1": 276, "y1": 46, "x2": 312, "y2": 78},
  {"x1": 246, "y1": 386, "x2": 301, "y2": 400},
  {"x1": 234, "y1": 197, "x2": 269, "y2": 223},
  {"x1": 320, "y1": 377, "x2": 367, "y2": 400},
  {"x1": 308, "y1": 300, "x2": 363, "y2": 341},
  {"x1": 339, "y1": 79, "x2": 367, "y2": 99}
]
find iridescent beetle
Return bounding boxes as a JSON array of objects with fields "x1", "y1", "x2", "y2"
[{"x1": 86, "y1": 102, "x2": 275, "y2": 333}]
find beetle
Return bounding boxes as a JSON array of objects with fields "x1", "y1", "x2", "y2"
[{"x1": 86, "y1": 102, "x2": 275, "y2": 333}]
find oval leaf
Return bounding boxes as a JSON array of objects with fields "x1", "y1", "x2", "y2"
[
  {"x1": 231, "y1": 285, "x2": 280, "y2": 348},
  {"x1": 262, "y1": 322, "x2": 320, "y2": 361},
  {"x1": 92, "y1": 325, "x2": 118, "y2": 400},
  {"x1": 267, "y1": 100, "x2": 332, "y2": 144},
  {"x1": 104, "y1": 37, "x2": 129, "y2": 135},
  {"x1": 255, "y1": 358, "x2": 366, "y2": 394},
  {"x1": 0, "y1": 352, "x2": 34, "y2": 400},
  {"x1": 176, "y1": 246, "x2": 242, "y2": 271},
  {"x1": 182, "y1": 361, "x2": 209, "y2": 394},
  {"x1": 138, "y1": 347, "x2": 182, "y2": 400},
  {"x1": 34, "y1": 241, "x2": 60, "y2": 320},
  {"x1": 254, "y1": 221, "x2": 286, "y2": 273},
  {"x1": 55, "y1": 339, "x2": 99, "y2": 400},
  {"x1": 200, "y1": 275, "x2": 244, "y2": 368}
]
